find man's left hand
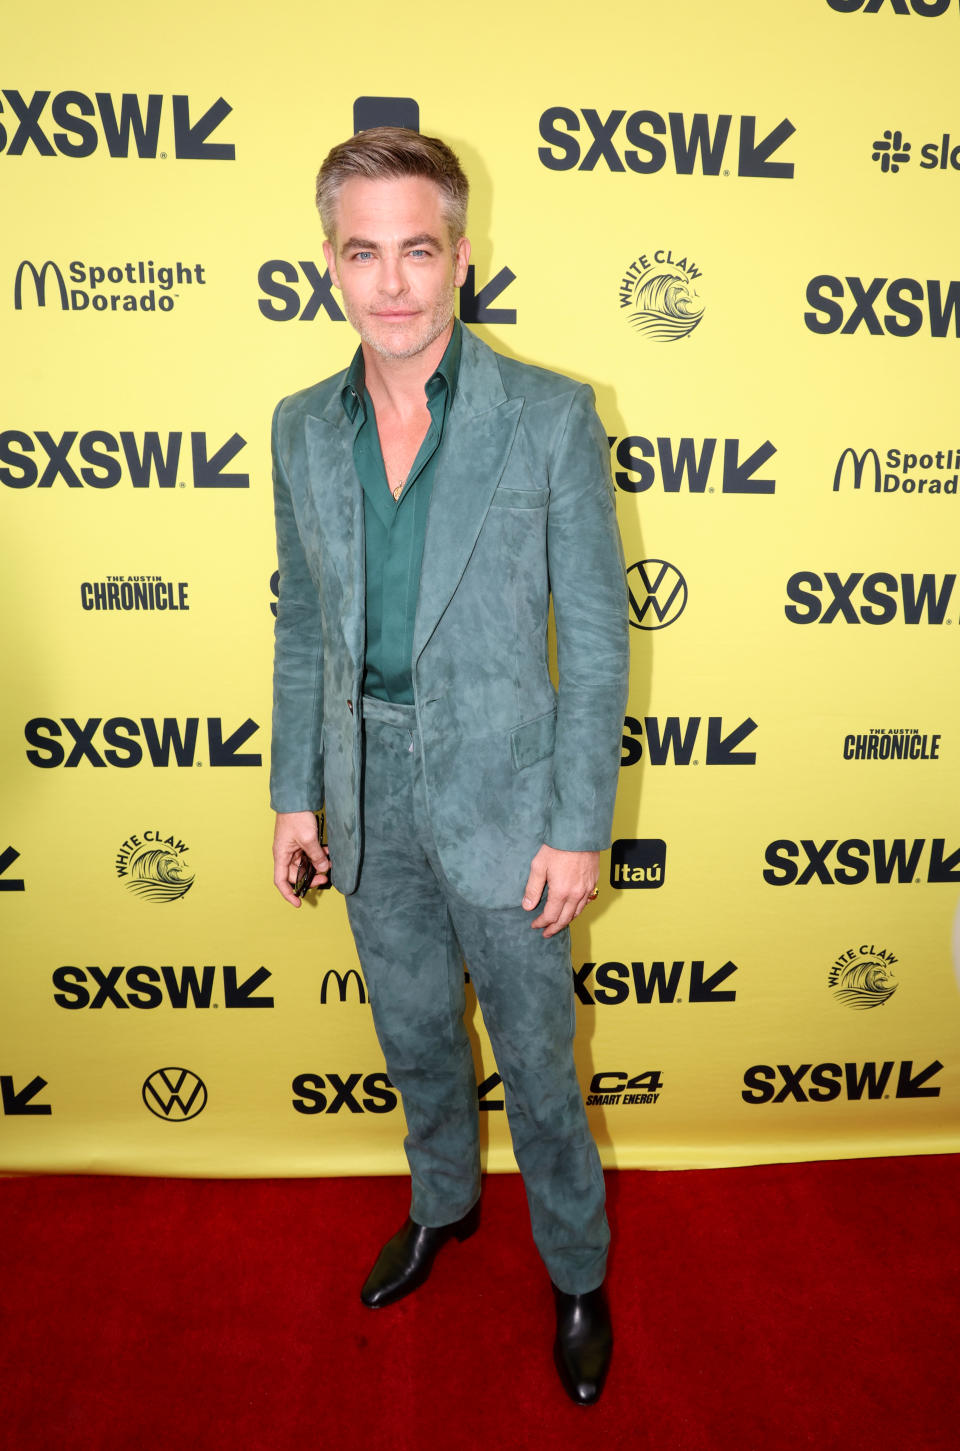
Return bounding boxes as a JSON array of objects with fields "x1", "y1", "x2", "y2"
[{"x1": 522, "y1": 845, "x2": 600, "y2": 938}]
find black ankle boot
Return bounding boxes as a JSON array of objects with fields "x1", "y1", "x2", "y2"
[
  {"x1": 360, "y1": 1202, "x2": 480, "y2": 1308},
  {"x1": 552, "y1": 1281, "x2": 613, "y2": 1405}
]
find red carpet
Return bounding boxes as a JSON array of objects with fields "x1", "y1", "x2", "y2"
[{"x1": 1, "y1": 1156, "x2": 957, "y2": 1451}]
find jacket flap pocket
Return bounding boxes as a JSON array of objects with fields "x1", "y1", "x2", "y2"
[
  {"x1": 490, "y1": 487, "x2": 549, "y2": 510},
  {"x1": 511, "y1": 709, "x2": 557, "y2": 770}
]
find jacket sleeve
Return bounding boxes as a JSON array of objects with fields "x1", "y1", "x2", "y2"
[
  {"x1": 544, "y1": 383, "x2": 629, "y2": 851},
  {"x1": 269, "y1": 398, "x2": 325, "y2": 813}
]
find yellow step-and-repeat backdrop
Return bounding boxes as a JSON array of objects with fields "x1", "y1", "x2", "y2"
[{"x1": 3, "y1": 0, "x2": 959, "y2": 1176}]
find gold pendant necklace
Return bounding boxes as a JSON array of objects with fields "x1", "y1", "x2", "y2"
[{"x1": 391, "y1": 480, "x2": 405, "y2": 501}]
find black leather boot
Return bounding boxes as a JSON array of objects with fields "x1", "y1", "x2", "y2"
[
  {"x1": 360, "y1": 1202, "x2": 480, "y2": 1308},
  {"x1": 552, "y1": 1281, "x2": 613, "y2": 1405}
]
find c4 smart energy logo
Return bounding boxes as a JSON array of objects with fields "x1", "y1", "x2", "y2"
[
  {"x1": 0, "y1": 91, "x2": 234, "y2": 159},
  {"x1": 626, "y1": 560, "x2": 688, "y2": 629},
  {"x1": 619, "y1": 250, "x2": 704, "y2": 340},
  {"x1": 115, "y1": 830, "x2": 194, "y2": 904},
  {"x1": 585, "y1": 1071, "x2": 663, "y2": 1107},
  {"x1": 828, "y1": 945, "x2": 898, "y2": 1009},
  {"x1": 143, "y1": 1068, "x2": 207, "y2": 1120}
]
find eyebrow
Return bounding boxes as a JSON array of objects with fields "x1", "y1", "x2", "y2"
[{"x1": 340, "y1": 233, "x2": 445, "y2": 253}]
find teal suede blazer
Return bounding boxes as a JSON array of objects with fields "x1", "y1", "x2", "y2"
[{"x1": 270, "y1": 326, "x2": 629, "y2": 908}]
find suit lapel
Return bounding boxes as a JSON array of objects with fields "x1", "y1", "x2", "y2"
[
  {"x1": 304, "y1": 401, "x2": 365, "y2": 674},
  {"x1": 413, "y1": 332, "x2": 522, "y2": 662}
]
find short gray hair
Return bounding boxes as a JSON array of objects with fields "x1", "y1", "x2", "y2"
[{"x1": 316, "y1": 127, "x2": 469, "y2": 246}]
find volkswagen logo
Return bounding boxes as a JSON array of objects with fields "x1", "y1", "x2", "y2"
[
  {"x1": 142, "y1": 1067, "x2": 208, "y2": 1121},
  {"x1": 626, "y1": 559, "x2": 688, "y2": 630}
]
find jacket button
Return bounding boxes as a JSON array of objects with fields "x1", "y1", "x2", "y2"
[{"x1": 347, "y1": 699, "x2": 353, "y2": 714}]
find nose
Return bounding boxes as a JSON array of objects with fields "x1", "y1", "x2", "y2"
[{"x1": 379, "y1": 254, "x2": 406, "y2": 297}]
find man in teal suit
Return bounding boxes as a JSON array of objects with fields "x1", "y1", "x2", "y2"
[{"x1": 270, "y1": 128, "x2": 629, "y2": 1404}]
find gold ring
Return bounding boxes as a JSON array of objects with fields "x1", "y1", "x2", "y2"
[{"x1": 587, "y1": 888, "x2": 599, "y2": 901}]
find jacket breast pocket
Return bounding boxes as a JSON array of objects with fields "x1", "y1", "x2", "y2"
[
  {"x1": 489, "y1": 487, "x2": 549, "y2": 510},
  {"x1": 510, "y1": 709, "x2": 557, "y2": 771}
]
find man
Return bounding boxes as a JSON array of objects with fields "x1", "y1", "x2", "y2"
[{"x1": 270, "y1": 128, "x2": 629, "y2": 1405}]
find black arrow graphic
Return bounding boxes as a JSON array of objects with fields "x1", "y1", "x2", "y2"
[
  {"x1": 0, "y1": 846, "x2": 25, "y2": 892},
  {"x1": 172, "y1": 95, "x2": 235, "y2": 160},
  {"x1": 477, "y1": 1072, "x2": 505, "y2": 1111},
  {"x1": 192, "y1": 432, "x2": 249, "y2": 488},
  {"x1": 689, "y1": 960, "x2": 738, "y2": 1002},
  {"x1": 460, "y1": 266, "x2": 517, "y2": 324},
  {"x1": 223, "y1": 965, "x2": 274, "y2": 1008},
  {"x1": 1, "y1": 1074, "x2": 51, "y2": 1115},
  {"x1": 928, "y1": 840, "x2": 960, "y2": 883},
  {"x1": 723, "y1": 439, "x2": 777, "y2": 495},
  {"x1": 207, "y1": 717, "x2": 262, "y2": 766},
  {"x1": 738, "y1": 117, "x2": 796, "y2": 179},
  {"x1": 896, "y1": 1060, "x2": 943, "y2": 1099},
  {"x1": 706, "y1": 717, "x2": 758, "y2": 765}
]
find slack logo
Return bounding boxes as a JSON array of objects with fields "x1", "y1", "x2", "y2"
[{"x1": 610, "y1": 839, "x2": 666, "y2": 889}]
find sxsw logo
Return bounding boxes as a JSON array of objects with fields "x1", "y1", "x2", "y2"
[
  {"x1": 805, "y1": 276, "x2": 960, "y2": 336},
  {"x1": 25, "y1": 717, "x2": 262, "y2": 768},
  {"x1": 827, "y1": 0, "x2": 957, "y2": 14},
  {"x1": 0, "y1": 90, "x2": 234, "y2": 158},
  {"x1": 292, "y1": 1072, "x2": 398, "y2": 1115},
  {"x1": 1, "y1": 429, "x2": 248, "y2": 489},
  {"x1": 53, "y1": 964, "x2": 274, "y2": 1009},
  {"x1": 573, "y1": 959, "x2": 738, "y2": 1005},
  {"x1": 0, "y1": 846, "x2": 25, "y2": 892},
  {"x1": 610, "y1": 436, "x2": 776, "y2": 495},
  {"x1": 611, "y1": 839, "x2": 665, "y2": 889},
  {"x1": 742, "y1": 1060, "x2": 943, "y2": 1103},
  {"x1": 622, "y1": 716, "x2": 757, "y2": 766},
  {"x1": 1, "y1": 1074, "x2": 51, "y2": 1115},
  {"x1": 872, "y1": 128, "x2": 960, "y2": 173},
  {"x1": 785, "y1": 571, "x2": 956, "y2": 623},
  {"x1": 258, "y1": 261, "x2": 517, "y2": 325},
  {"x1": 538, "y1": 108, "x2": 794, "y2": 178},
  {"x1": 763, "y1": 838, "x2": 960, "y2": 885}
]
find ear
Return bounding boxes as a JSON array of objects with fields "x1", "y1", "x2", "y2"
[
  {"x1": 322, "y1": 238, "x2": 340, "y2": 289},
  {"x1": 453, "y1": 236, "x2": 471, "y2": 289}
]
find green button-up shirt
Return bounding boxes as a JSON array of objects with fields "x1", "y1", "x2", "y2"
[{"x1": 340, "y1": 321, "x2": 462, "y2": 704}]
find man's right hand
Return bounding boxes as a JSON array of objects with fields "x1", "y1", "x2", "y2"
[{"x1": 273, "y1": 811, "x2": 330, "y2": 906}]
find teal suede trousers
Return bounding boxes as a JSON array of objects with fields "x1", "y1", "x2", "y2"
[{"x1": 345, "y1": 696, "x2": 609, "y2": 1295}]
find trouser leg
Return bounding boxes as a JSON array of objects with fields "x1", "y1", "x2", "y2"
[
  {"x1": 345, "y1": 705, "x2": 480, "y2": 1227},
  {"x1": 441, "y1": 891, "x2": 609, "y2": 1294}
]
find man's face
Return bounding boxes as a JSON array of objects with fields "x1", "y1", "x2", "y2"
[{"x1": 323, "y1": 175, "x2": 470, "y2": 361}]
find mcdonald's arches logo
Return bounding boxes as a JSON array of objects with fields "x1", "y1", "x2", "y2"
[
  {"x1": 319, "y1": 968, "x2": 367, "y2": 1005},
  {"x1": 833, "y1": 447, "x2": 882, "y2": 493}
]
